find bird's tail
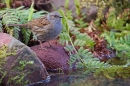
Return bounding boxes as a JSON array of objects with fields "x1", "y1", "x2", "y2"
[{"x1": 7, "y1": 24, "x2": 28, "y2": 27}]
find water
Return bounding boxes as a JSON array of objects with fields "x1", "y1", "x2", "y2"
[{"x1": 27, "y1": 71, "x2": 130, "y2": 86}]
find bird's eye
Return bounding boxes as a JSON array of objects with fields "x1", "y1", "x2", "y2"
[{"x1": 54, "y1": 15, "x2": 58, "y2": 17}]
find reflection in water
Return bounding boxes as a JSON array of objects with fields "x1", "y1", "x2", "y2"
[
  {"x1": 27, "y1": 72, "x2": 130, "y2": 86},
  {"x1": 26, "y1": 70, "x2": 130, "y2": 86}
]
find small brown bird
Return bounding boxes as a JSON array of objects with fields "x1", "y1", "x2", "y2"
[{"x1": 7, "y1": 11, "x2": 63, "y2": 49}]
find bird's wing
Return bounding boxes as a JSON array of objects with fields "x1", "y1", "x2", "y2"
[
  {"x1": 28, "y1": 16, "x2": 50, "y2": 28},
  {"x1": 30, "y1": 22, "x2": 53, "y2": 37},
  {"x1": 27, "y1": 16, "x2": 54, "y2": 40}
]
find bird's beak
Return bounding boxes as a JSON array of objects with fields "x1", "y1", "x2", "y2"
[{"x1": 59, "y1": 16, "x2": 63, "y2": 18}]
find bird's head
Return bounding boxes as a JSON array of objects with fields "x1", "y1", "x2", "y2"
[{"x1": 47, "y1": 11, "x2": 62, "y2": 23}]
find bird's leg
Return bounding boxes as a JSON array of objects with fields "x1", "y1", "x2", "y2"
[
  {"x1": 38, "y1": 40, "x2": 46, "y2": 50},
  {"x1": 48, "y1": 41, "x2": 56, "y2": 50}
]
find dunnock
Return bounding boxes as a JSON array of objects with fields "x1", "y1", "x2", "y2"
[{"x1": 7, "y1": 11, "x2": 63, "y2": 49}]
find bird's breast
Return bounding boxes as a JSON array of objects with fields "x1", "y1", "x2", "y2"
[{"x1": 44, "y1": 22, "x2": 62, "y2": 41}]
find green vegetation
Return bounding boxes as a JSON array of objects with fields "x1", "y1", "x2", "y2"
[
  {"x1": 0, "y1": 5, "x2": 47, "y2": 44},
  {"x1": 58, "y1": 0, "x2": 130, "y2": 79},
  {"x1": 59, "y1": 9, "x2": 108, "y2": 73}
]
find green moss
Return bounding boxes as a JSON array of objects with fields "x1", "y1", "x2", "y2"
[
  {"x1": 0, "y1": 45, "x2": 16, "y2": 84},
  {"x1": 7, "y1": 59, "x2": 34, "y2": 85},
  {"x1": 0, "y1": 45, "x2": 34, "y2": 85}
]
